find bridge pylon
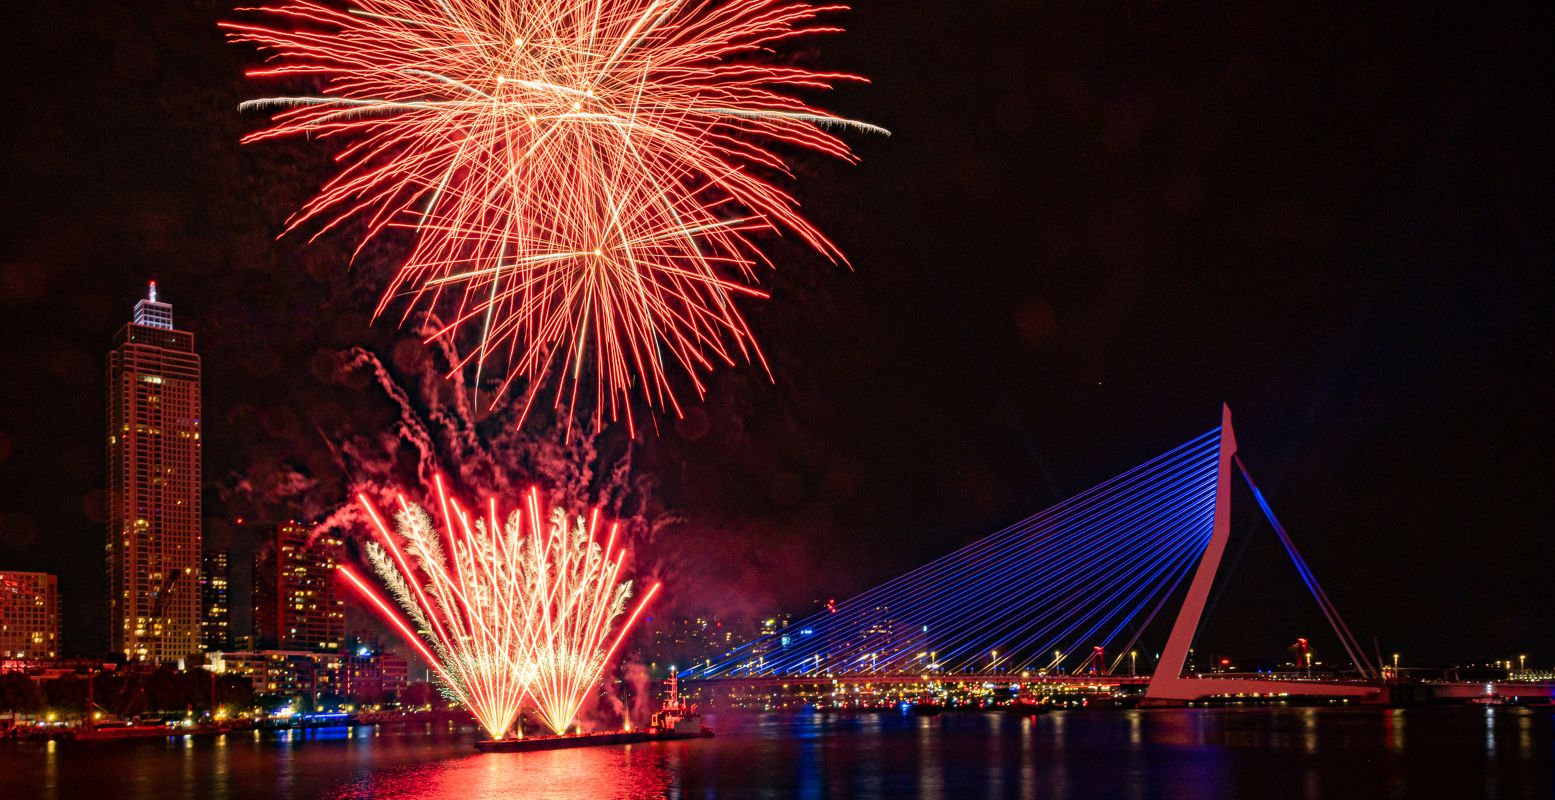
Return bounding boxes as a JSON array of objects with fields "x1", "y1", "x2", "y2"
[{"x1": 1142, "y1": 404, "x2": 1380, "y2": 706}]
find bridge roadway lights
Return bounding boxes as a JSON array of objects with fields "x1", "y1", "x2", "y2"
[
  {"x1": 689, "y1": 674, "x2": 1154, "y2": 690},
  {"x1": 1140, "y1": 679, "x2": 1384, "y2": 707}
]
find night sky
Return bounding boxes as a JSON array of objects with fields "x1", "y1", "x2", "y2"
[{"x1": 0, "y1": 1, "x2": 1548, "y2": 667}]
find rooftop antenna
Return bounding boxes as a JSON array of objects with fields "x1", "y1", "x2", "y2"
[{"x1": 149, "y1": 281, "x2": 158, "y2": 303}]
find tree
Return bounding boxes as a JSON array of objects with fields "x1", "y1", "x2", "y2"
[
  {"x1": 0, "y1": 673, "x2": 43, "y2": 713},
  {"x1": 44, "y1": 675, "x2": 88, "y2": 718},
  {"x1": 214, "y1": 675, "x2": 254, "y2": 712}
]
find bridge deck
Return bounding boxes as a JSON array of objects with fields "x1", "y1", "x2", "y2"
[{"x1": 695, "y1": 674, "x2": 1144, "y2": 688}]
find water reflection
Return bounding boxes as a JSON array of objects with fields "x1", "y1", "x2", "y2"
[
  {"x1": 794, "y1": 714, "x2": 821, "y2": 800},
  {"x1": 1384, "y1": 708, "x2": 1405, "y2": 754},
  {"x1": 981, "y1": 714, "x2": 1003, "y2": 798},
  {"x1": 1123, "y1": 712, "x2": 1144, "y2": 800},
  {"x1": 330, "y1": 743, "x2": 671, "y2": 800},
  {"x1": 2, "y1": 708, "x2": 1551, "y2": 800},
  {"x1": 1046, "y1": 711, "x2": 1069, "y2": 797},
  {"x1": 42, "y1": 739, "x2": 56, "y2": 797},
  {"x1": 212, "y1": 734, "x2": 230, "y2": 800},
  {"x1": 915, "y1": 715, "x2": 943, "y2": 800},
  {"x1": 856, "y1": 711, "x2": 884, "y2": 797},
  {"x1": 1018, "y1": 712, "x2": 1035, "y2": 796}
]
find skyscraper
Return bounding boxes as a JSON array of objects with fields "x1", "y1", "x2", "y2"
[
  {"x1": 0, "y1": 571, "x2": 59, "y2": 660},
  {"x1": 253, "y1": 521, "x2": 345, "y2": 652},
  {"x1": 107, "y1": 282, "x2": 202, "y2": 664},
  {"x1": 200, "y1": 551, "x2": 231, "y2": 651}
]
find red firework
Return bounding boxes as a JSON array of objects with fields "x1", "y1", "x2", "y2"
[
  {"x1": 342, "y1": 478, "x2": 660, "y2": 738},
  {"x1": 224, "y1": 0, "x2": 884, "y2": 430}
]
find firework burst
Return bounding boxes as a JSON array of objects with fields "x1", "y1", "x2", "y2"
[
  {"x1": 225, "y1": 0, "x2": 884, "y2": 430},
  {"x1": 340, "y1": 477, "x2": 660, "y2": 738}
]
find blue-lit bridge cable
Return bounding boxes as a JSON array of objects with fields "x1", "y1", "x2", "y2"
[
  {"x1": 931, "y1": 481, "x2": 1216, "y2": 671},
  {"x1": 857, "y1": 447, "x2": 1219, "y2": 673},
  {"x1": 1102, "y1": 544, "x2": 1204, "y2": 674},
  {"x1": 1235, "y1": 456, "x2": 1376, "y2": 678},
  {"x1": 704, "y1": 430, "x2": 1218, "y2": 677},
  {"x1": 992, "y1": 487, "x2": 1214, "y2": 672},
  {"x1": 1031, "y1": 506, "x2": 1216, "y2": 674},
  {"x1": 690, "y1": 428, "x2": 1223, "y2": 678},
  {"x1": 763, "y1": 443, "x2": 1217, "y2": 676},
  {"x1": 838, "y1": 471, "x2": 1208, "y2": 674},
  {"x1": 714, "y1": 442, "x2": 1204, "y2": 676},
  {"x1": 806, "y1": 436, "x2": 1221, "y2": 673}
]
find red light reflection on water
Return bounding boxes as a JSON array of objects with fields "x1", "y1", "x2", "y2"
[{"x1": 329, "y1": 746, "x2": 672, "y2": 800}]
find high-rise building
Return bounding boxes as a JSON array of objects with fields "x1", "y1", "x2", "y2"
[
  {"x1": 200, "y1": 551, "x2": 231, "y2": 651},
  {"x1": 253, "y1": 521, "x2": 345, "y2": 652},
  {"x1": 0, "y1": 571, "x2": 60, "y2": 660},
  {"x1": 648, "y1": 614, "x2": 757, "y2": 673},
  {"x1": 206, "y1": 647, "x2": 407, "y2": 702},
  {"x1": 107, "y1": 282, "x2": 202, "y2": 664}
]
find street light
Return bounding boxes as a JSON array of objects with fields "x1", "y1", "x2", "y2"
[
  {"x1": 1519, "y1": 654, "x2": 1526, "y2": 675},
  {"x1": 1130, "y1": 650, "x2": 1138, "y2": 677}
]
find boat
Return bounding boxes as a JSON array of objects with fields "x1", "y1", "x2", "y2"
[
  {"x1": 909, "y1": 699, "x2": 943, "y2": 716},
  {"x1": 474, "y1": 725, "x2": 712, "y2": 753},
  {"x1": 1004, "y1": 699, "x2": 1051, "y2": 716},
  {"x1": 67, "y1": 724, "x2": 176, "y2": 742}
]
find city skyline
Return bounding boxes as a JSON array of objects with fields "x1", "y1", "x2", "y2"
[
  {"x1": 0, "y1": 1, "x2": 1549, "y2": 796},
  {"x1": 0, "y1": 2, "x2": 1547, "y2": 672}
]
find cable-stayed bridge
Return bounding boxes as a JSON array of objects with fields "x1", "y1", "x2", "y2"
[{"x1": 685, "y1": 406, "x2": 1388, "y2": 705}]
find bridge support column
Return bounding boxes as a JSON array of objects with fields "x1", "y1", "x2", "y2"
[
  {"x1": 1142, "y1": 405, "x2": 1237, "y2": 707},
  {"x1": 1142, "y1": 405, "x2": 1382, "y2": 707}
]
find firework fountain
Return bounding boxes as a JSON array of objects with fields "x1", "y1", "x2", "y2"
[
  {"x1": 340, "y1": 476, "x2": 660, "y2": 739},
  {"x1": 228, "y1": 0, "x2": 877, "y2": 751}
]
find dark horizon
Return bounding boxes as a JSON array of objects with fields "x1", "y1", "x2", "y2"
[{"x1": 0, "y1": 1, "x2": 1549, "y2": 669}]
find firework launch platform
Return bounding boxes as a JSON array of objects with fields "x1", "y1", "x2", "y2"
[{"x1": 474, "y1": 726, "x2": 714, "y2": 753}]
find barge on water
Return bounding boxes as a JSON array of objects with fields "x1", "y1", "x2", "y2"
[
  {"x1": 474, "y1": 725, "x2": 712, "y2": 753},
  {"x1": 478, "y1": 676, "x2": 711, "y2": 753}
]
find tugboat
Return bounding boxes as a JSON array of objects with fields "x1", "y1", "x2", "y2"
[
  {"x1": 1004, "y1": 697, "x2": 1051, "y2": 716},
  {"x1": 476, "y1": 673, "x2": 714, "y2": 753}
]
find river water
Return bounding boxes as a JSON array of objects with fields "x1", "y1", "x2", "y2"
[{"x1": 3, "y1": 706, "x2": 1550, "y2": 799}]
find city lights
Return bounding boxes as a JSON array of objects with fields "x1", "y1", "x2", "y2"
[{"x1": 2, "y1": 0, "x2": 1548, "y2": 794}]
